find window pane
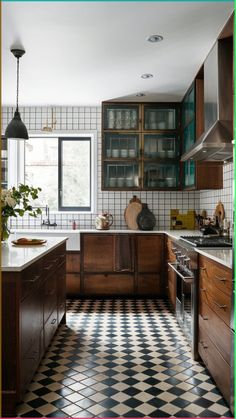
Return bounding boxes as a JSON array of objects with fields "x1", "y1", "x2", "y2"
[
  {"x1": 25, "y1": 138, "x2": 58, "y2": 211},
  {"x1": 61, "y1": 139, "x2": 91, "y2": 209}
]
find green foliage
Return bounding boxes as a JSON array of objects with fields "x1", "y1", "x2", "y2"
[{"x1": 1, "y1": 184, "x2": 42, "y2": 218}]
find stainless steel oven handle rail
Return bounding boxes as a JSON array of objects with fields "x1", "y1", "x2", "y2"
[{"x1": 168, "y1": 262, "x2": 194, "y2": 284}]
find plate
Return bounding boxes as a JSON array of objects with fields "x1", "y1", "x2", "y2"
[{"x1": 12, "y1": 238, "x2": 47, "y2": 246}]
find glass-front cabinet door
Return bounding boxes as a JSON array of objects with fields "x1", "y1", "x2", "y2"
[
  {"x1": 144, "y1": 162, "x2": 179, "y2": 189},
  {"x1": 104, "y1": 133, "x2": 139, "y2": 159},
  {"x1": 103, "y1": 104, "x2": 140, "y2": 130},
  {"x1": 143, "y1": 133, "x2": 179, "y2": 159},
  {"x1": 104, "y1": 162, "x2": 139, "y2": 189},
  {"x1": 144, "y1": 105, "x2": 178, "y2": 130},
  {"x1": 183, "y1": 161, "x2": 195, "y2": 188},
  {"x1": 182, "y1": 85, "x2": 195, "y2": 128}
]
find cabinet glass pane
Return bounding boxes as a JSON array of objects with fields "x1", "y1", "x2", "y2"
[
  {"x1": 1, "y1": 138, "x2": 7, "y2": 189},
  {"x1": 183, "y1": 120, "x2": 195, "y2": 152},
  {"x1": 103, "y1": 104, "x2": 139, "y2": 130},
  {"x1": 144, "y1": 163, "x2": 178, "y2": 188},
  {"x1": 144, "y1": 134, "x2": 179, "y2": 158},
  {"x1": 104, "y1": 162, "x2": 139, "y2": 188},
  {"x1": 104, "y1": 133, "x2": 139, "y2": 158},
  {"x1": 183, "y1": 161, "x2": 195, "y2": 187},
  {"x1": 182, "y1": 86, "x2": 195, "y2": 128},
  {"x1": 144, "y1": 107, "x2": 176, "y2": 130}
]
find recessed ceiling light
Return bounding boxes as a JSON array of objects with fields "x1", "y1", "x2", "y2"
[
  {"x1": 141, "y1": 74, "x2": 153, "y2": 79},
  {"x1": 136, "y1": 93, "x2": 145, "y2": 97},
  {"x1": 147, "y1": 34, "x2": 163, "y2": 43}
]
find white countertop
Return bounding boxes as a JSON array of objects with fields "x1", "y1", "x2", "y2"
[
  {"x1": 195, "y1": 248, "x2": 232, "y2": 269},
  {"x1": 2, "y1": 236, "x2": 67, "y2": 272},
  {"x1": 10, "y1": 229, "x2": 232, "y2": 268}
]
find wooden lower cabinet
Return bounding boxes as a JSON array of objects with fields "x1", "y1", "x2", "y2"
[
  {"x1": 198, "y1": 254, "x2": 232, "y2": 405},
  {"x1": 66, "y1": 252, "x2": 81, "y2": 296},
  {"x1": 84, "y1": 274, "x2": 134, "y2": 295},
  {"x1": 2, "y1": 242, "x2": 66, "y2": 417},
  {"x1": 137, "y1": 274, "x2": 161, "y2": 295},
  {"x1": 81, "y1": 233, "x2": 164, "y2": 296}
]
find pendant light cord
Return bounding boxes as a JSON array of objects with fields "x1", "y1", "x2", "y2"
[{"x1": 16, "y1": 57, "x2": 19, "y2": 112}]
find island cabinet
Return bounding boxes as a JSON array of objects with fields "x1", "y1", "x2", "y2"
[
  {"x1": 198, "y1": 254, "x2": 232, "y2": 404},
  {"x1": 80, "y1": 233, "x2": 164, "y2": 296},
  {"x1": 66, "y1": 251, "x2": 81, "y2": 296},
  {"x1": 2, "y1": 242, "x2": 66, "y2": 417},
  {"x1": 165, "y1": 237, "x2": 177, "y2": 309}
]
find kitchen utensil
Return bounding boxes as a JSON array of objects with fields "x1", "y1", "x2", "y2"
[
  {"x1": 124, "y1": 195, "x2": 142, "y2": 230},
  {"x1": 214, "y1": 201, "x2": 225, "y2": 223}
]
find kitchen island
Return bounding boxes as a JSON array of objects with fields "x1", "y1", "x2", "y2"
[{"x1": 2, "y1": 237, "x2": 67, "y2": 417}]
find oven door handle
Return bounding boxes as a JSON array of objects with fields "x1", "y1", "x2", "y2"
[{"x1": 168, "y1": 262, "x2": 194, "y2": 284}]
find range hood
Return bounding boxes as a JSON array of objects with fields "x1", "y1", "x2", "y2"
[{"x1": 181, "y1": 38, "x2": 233, "y2": 162}]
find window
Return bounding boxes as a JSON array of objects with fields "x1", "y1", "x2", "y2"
[{"x1": 22, "y1": 134, "x2": 96, "y2": 212}]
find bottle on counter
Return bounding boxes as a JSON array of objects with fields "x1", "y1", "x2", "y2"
[{"x1": 72, "y1": 220, "x2": 77, "y2": 230}]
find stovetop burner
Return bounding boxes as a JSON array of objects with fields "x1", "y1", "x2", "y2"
[{"x1": 180, "y1": 235, "x2": 232, "y2": 248}]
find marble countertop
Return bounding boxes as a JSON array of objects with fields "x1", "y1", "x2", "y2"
[
  {"x1": 195, "y1": 248, "x2": 232, "y2": 269},
  {"x1": 2, "y1": 236, "x2": 67, "y2": 272}
]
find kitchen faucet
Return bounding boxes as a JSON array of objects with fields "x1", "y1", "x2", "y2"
[
  {"x1": 32, "y1": 205, "x2": 57, "y2": 227},
  {"x1": 42, "y1": 205, "x2": 57, "y2": 227}
]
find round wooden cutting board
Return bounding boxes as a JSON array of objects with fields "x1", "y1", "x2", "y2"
[{"x1": 124, "y1": 196, "x2": 142, "y2": 230}]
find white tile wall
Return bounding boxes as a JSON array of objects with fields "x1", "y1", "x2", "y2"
[{"x1": 2, "y1": 106, "x2": 232, "y2": 230}]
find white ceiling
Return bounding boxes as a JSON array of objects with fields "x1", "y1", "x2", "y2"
[{"x1": 2, "y1": 2, "x2": 233, "y2": 106}]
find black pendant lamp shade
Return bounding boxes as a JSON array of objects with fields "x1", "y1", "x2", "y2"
[{"x1": 5, "y1": 48, "x2": 29, "y2": 140}]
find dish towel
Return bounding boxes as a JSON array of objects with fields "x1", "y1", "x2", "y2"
[{"x1": 114, "y1": 235, "x2": 134, "y2": 272}]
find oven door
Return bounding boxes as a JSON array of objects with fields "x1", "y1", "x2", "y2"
[{"x1": 168, "y1": 262, "x2": 198, "y2": 359}]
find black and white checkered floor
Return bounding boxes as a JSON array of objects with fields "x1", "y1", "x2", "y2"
[{"x1": 17, "y1": 299, "x2": 232, "y2": 418}]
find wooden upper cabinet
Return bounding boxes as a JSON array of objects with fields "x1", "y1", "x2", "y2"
[
  {"x1": 82, "y1": 234, "x2": 115, "y2": 272},
  {"x1": 182, "y1": 78, "x2": 223, "y2": 190},
  {"x1": 137, "y1": 235, "x2": 163, "y2": 273}
]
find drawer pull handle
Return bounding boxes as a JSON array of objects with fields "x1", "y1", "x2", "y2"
[
  {"x1": 200, "y1": 267, "x2": 206, "y2": 271},
  {"x1": 45, "y1": 264, "x2": 53, "y2": 271},
  {"x1": 171, "y1": 247, "x2": 177, "y2": 252},
  {"x1": 26, "y1": 275, "x2": 41, "y2": 283},
  {"x1": 213, "y1": 300, "x2": 227, "y2": 310},
  {"x1": 200, "y1": 288, "x2": 206, "y2": 292},
  {"x1": 203, "y1": 316, "x2": 208, "y2": 320},
  {"x1": 200, "y1": 341, "x2": 208, "y2": 349},
  {"x1": 215, "y1": 275, "x2": 226, "y2": 282},
  {"x1": 51, "y1": 318, "x2": 57, "y2": 325}
]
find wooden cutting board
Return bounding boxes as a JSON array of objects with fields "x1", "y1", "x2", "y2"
[
  {"x1": 214, "y1": 201, "x2": 225, "y2": 223},
  {"x1": 124, "y1": 196, "x2": 142, "y2": 230}
]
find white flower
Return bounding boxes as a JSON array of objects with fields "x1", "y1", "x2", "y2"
[{"x1": 5, "y1": 196, "x2": 16, "y2": 208}]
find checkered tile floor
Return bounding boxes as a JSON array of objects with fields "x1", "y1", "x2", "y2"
[{"x1": 17, "y1": 299, "x2": 232, "y2": 418}]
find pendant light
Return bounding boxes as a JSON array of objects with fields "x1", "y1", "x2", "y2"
[{"x1": 5, "y1": 48, "x2": 29, "y2": 140}]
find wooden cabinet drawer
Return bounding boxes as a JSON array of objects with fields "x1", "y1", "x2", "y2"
[
  {"x1": 199, "y1": 299, "x2": 231, "y2": 365},
  {"x1": 200, "y1": 277, "x2": 231, "y2": 326},
  {"x1": 84, "y1": 274, "x2": 134, "y2": 295},
  {"x1": 66, "y1": 252, "x2": 80, "y2": 273},
  {"x1": 44, "y1": 308, "x2": 58, "y2": 350},
  {"x1": 44, "y1": 273, "x2": 57, "y2": 324},
  {"x1": 20, "y1": 288, "x2": 43, "y2": 357},
  {"x1": 20, "y1": 333, "x2": 41, "y2": 394},
  {"x1": 83, "y1": 235, "x2": 114, "y2": 272},
  {"x1": 199, "y1": 315, "x2": 230, "y2": 403},
  {"x1": 21, "y1": 259, "x2": 43, "y2": 301},
  {"x1": 137, "y1": 235, "x2": 164, "y2": 273},
  {"x1": 199, "y1": 256, "x2": 232, "y2": 297},
  {"x1": 66, "y1": 273, "x2": 81, "y2": 296},
  {"x1": 137, "y1": 274, "x2": 161, "y2": 295}
]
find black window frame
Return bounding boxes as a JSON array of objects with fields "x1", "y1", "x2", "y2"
[{"x1": 58, "y1": 136, "x2": 92, "y2": 212}]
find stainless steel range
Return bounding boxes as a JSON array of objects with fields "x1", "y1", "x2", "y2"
[{"x1": 168, "y1": 235, "x2": 232, "y2": 360}]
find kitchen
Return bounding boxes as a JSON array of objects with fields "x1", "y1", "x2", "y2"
[{"x1": 1, "y1": 2, "x2": 234, "y2": 418}]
